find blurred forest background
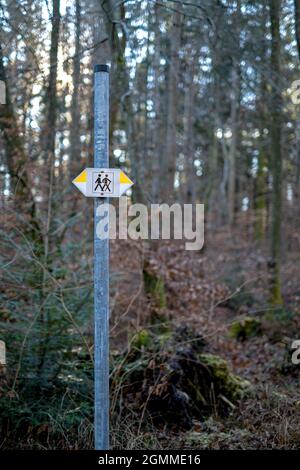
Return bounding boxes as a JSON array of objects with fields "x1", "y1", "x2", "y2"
[{"x1": 1, "y1": 0, "x2": 300, "y2": 450}]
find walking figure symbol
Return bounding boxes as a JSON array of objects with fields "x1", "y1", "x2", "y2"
[{"x1": 94, "y1": 173, "x2": 112, "y2": 193}]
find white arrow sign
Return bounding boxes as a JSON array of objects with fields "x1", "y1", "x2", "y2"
[{"x1": 72, "y1": 168, "x2": 134, "y2": 197}]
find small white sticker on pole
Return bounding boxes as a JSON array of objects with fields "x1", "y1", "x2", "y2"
[
  {"x1": 0, "y1": 80, "x2": 5, "y2": 105},
  {"x1": 72, "y1": 168, "x2": 134, "y2": 197},
  {"x1": 0, "y1": 340, "x2": 6, "y2": 365}
]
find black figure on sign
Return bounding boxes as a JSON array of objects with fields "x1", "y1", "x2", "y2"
[{"x1": 94, "y1": 173, "x2": 112, "y2": 193}]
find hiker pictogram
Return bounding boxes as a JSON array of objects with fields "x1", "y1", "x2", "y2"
[
  {"x1": 92, "y1": 170, "x2": 115, "y2": 195},
  {"x1": 94, "y1": 173, "x2": 112, "y2": 192}
]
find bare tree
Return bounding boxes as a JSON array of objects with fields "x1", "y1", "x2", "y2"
[
  {"x1": 163, "y1": 10, "x2": 182, "y2": 203},
  {"x1": 70, "y1": 0, "x2": 82, "y2": 175},
  {"x1": 269, "y1": 0, "x2": 283, "y2": 306}
]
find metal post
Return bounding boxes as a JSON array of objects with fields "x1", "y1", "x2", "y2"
[{"x1": 94, "y1": 64, "x2": 110, "y2": 450}]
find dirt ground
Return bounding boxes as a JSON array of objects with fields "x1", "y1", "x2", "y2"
[{"x1": 109, "y1": 214, "x2": 300, "y2": 449}]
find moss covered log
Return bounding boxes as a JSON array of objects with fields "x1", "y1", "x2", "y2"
[{"x1": 111, "y1": 326, "x2": 251, "y2": 430}]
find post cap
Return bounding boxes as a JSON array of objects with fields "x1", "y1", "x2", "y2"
[{"x1": 94, "y1": 64, "x2": 110, "y2": 73}]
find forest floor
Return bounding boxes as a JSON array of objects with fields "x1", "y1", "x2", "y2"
[
  {"x1": 109, "y1": 215, "x2": 300, "y2": 449},
  {"x1": 2, "y1": 212, "x2": 300, "y2": 450}
]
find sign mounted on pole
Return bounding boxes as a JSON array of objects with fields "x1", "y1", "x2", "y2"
[
  {"x1": 72, "y1": 168, "x2": 133, "y2": 197},
  {"x1": 72, "y1": 64, "x2": 135, "y2": 451}
]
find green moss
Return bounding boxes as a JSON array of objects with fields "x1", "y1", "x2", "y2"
[
  {"x1": 268, "y1": 262, "x2": 283, "y2": 307},
  {"x1": 132, "y1": 329, "x2": 151, "y2": 349},
  {"x1": 270, "y1": 282, "x2": 283, "y2": 306},
  {"x1": 229, "y1": 316, "x2": 262, "y2": 341},
  {"x1": 185, "y1": 427, "x2": 254, "y2": 449},
  {"x1": 143, "y1": 269, "x2": 167, "y2": 308},
  {"x1": 185, "y1": 431, "x2": 214, "y2": 448},
  {"x1": 199, "y1": 353, "x2": 251, "y2": 400}
]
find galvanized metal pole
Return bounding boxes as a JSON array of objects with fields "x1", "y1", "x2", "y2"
[{"x1": 94, "y1": 64, "x2": 110, "y2": 450}]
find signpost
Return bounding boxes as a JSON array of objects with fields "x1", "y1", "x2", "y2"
[
  {"x1": 93, "y1": 64, "x2": 110, "y2": 451},
  {"x1": 72, "y1": 64, "x2": 133, "y2": 450}
]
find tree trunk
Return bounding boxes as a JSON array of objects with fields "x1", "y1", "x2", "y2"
[
  {"x1": 0, "y1": 38, "x2": 40, "y2": 240},
  {"x1": 38, "y1": 0, "x2": 61, "y2": 375},
  {"x1": 163, "y1": 11, "x2": 181, "y2": 203},
  {"x1": 269, "y1": 0, "x2": 283, "y2": 306},
  {"x1": 69, "y1": 0, "x2": 81, "y2": 176},
  {"x1": 254, "y1": 4, "x2": 268, "y2": 242},
  {"x1": 227, "y1": 66, "x2": 239, "y2": 226},
  {"x1": 293, "y1": 0, "x2": 300, "y2": 223},
  {"x1": 227, "y1": 0, "x2": 241, "y2": 227},
  {"x1": 45, "y1": 0, "x2": 60, "y2": 168},
  {"x1": 101, "y1": 0, "x2": 127, "y2": 152},
  {"x1": 183, "y1": 49, "x2": 196, "y2": 204},
  {"x1": 151, "y1": 3, "x2": 162, "y2": 202},
  {"x1": 294, "y1": 0, "x2": 300, "y2": 61}
]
